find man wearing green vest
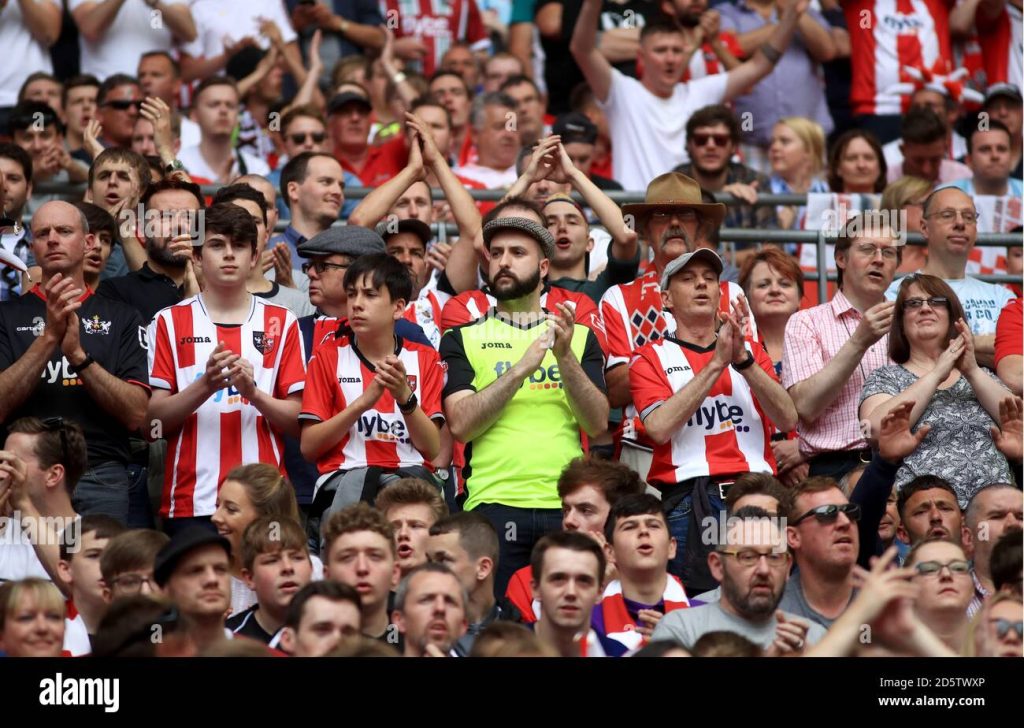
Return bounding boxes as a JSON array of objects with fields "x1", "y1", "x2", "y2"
[{"x1": 440, "y1": 212, "x2": 609, "y2": 595}]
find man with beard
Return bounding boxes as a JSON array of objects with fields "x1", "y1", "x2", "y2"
[
  {"x1": 392, "y1": 563, "x2": 468, "y2": 657},
  {"x1": 440, "y1": 216, "x2": 608, "y2": 595},
  {"x1": 505, "y1": 136, "x2": 639, "y2": 304},
  {"x1": 652, "y1": 506, "x2": 825, "y2": 652},
  {"x1": 779, "y1": 477, "x2": 861, "y2": 628},
  {"x1": 97, "y1": 179, "x2": 203, "y2": 322}
]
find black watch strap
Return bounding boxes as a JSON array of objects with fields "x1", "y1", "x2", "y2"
[
  {"x1": 76, "y1": 354, "x2": 96, "y2": 372},
  {"x1": 398, "y1": 392, "x2": 418, "y2": 414},
  {"x1": 733, "y1": 351, "x2": 756, "y2": 371}
]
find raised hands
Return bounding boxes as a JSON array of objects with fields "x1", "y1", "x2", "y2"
[
  {"x1": 990, "y1": 395, "x2": 1024, "y2": 461},
  {"x1": 877, "y1": 401, "x2": 931, "y2": 463}
]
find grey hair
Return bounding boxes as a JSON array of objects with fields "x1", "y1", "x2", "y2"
[
  {"x1": 393, "y1": 562, "x2": 469, "y2": 614},
  {"x1": 470, "y1": 91, "x2": 516, "y2": 131}
]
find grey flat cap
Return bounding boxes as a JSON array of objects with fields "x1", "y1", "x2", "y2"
[
  {"x1": 660, "y1": 249, "x2": 723, "y2": 289},
  {"x1": 482, "y1": 216, "x2": 555, "y2": 259},
  {"x1": 297, "y1": 226, "x2": 386, "y2": 259}
]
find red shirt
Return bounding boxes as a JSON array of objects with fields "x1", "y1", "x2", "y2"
[
  {"x1": 337, "y1": 137, "x2": 408, "y2": 187},
  {"x1": 995, "y1": 298, "x2": 1022, "y2": 366}
]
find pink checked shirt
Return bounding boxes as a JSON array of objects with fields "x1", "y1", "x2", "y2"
[{"x1": 781, "y1": 291, "x2": 893, "y2": 456}]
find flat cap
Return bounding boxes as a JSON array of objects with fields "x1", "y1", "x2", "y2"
[
  {"x1": 297, "y1": 225, "x2": 386, "y2": 259},
  {"x1": 482, "y1": 216, "x2": 555, "y2": 259}
]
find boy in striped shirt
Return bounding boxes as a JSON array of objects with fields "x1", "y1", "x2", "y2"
[
  {"x1": 147, "y1": 204, "x2": 307, "y2": 532},
  {"x1": 300, "y1": 254, "x2": 445, "y2": 520}
]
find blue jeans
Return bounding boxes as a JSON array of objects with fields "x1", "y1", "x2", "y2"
[
  {"x1": 73, "y1": 462, "x2": 131, "y2": 525},
  {"x1": 664, "y1": 485, "x2": 726, "y2": 594},
  {"x1": 473, "y1": 503, "x2": 563, "y2": 598},
  {"x1": 126, "y1": 462, "x2": 154, "y2": 529}
]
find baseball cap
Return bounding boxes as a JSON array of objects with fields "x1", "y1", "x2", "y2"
[
  {"x1": 327, "y1": 91, "x2": 372, "y2": 115},
  {"x1": 660, "y1": 249, "x2": 724, "y2": 289},
  {"x1": 984, "y1": 83, "x2": 1023, "y2": 105},
  {"x1": 551, "y1": 112, "x2": 598, "y2": 145},
  {"x1": 375, "y1": 218, "x2": 433, "y2": 249}
]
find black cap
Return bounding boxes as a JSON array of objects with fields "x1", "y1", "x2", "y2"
[
  {"x1": 225, "y1": 46, "x2": 267, "y2": 84},
  {"x1": 297, "y1": 225, "x2": 386, "y2": 259},
  {"x1": 327, "y1": 92, "x2": 372, "y2": 115},
  {"x1": 153, "y1": 527, "x2": 231, "y2": 588},
  {"x1": 551, "y1": 112, "x2": 597, "y2": 145},
  {"x1": 375, "y1": 218, "x2": 433, "y2": 248},
  {"x1": 984, "y1": 83, "x2": 1023, "y2": 106}
]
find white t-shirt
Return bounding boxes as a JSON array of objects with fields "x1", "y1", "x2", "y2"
[
  {"x1": 183, "y1": 0, "x2": 296, "y2": 59},
  {"x1": 63, "y1": 613, "x2": 92, "y2": 657},
  {"x1": 599, "y1": 69, "x2": 729, "y2": 192},
  {"x1": 68, "y1": 0, "x2": 190, "y2": 80},
  {"x1": 0, "y1": 515, "x2": 52, "y2": 584},
  {"x1": 452, "y1": 163, "x2": 517, "y2": 189},
  {"x1": 180, "y1": 116, "x2": 202, "y2": 150},
  {"x1": 178, "y1": 144, "x2": 271, "y2": 183},
  {"x1": 0, "y1": 0, "x2": 57, "y2": 106},
  {"x1": 885, "y1": 272, "x2": 1017, "y2": 335}
]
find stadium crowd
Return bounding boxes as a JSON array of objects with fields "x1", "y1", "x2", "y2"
[{"x1": 0, "y1": 0, "x2": 1021, "y2": 659}]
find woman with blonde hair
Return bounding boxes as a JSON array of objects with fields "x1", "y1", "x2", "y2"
[
  {"x1": 211, "y1": 463, "x2": 321, "y2": 616},
  {"x1": 0, "y1": 578, "x2": 66, "y2": 657},
  {"x1": 963, "y1": 591, "x2": 1024, "y2": 657},
  {"x1": 880, "y1": 175, "x2": 933, "y2": 273},
  {"x1": 769, "y1": 116, "x2": 828, "y2": 229}
]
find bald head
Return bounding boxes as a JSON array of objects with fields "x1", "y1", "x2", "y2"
[
  {"x1": 30, "y1": 200, "x2": 93, "y2": 278},
  {"x1": 920, "y1": 186, "x2": 977, "y2": 259}
]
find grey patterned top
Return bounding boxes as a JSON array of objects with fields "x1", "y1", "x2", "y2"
[{"x1": 860, "y1": 366, "x2": 1012, "y2": 507}]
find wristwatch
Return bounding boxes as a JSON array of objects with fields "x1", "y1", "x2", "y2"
[
  {"x1": 733, "y1": 351, "x2": 756, "y2": 371},
  {"x1": 398, "y1": 392, "x2": 418, "y2": 414}
]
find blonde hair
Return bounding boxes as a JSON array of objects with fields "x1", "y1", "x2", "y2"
[
  {"x1": 0, "y1": 578, "x2": 66, "y2": 631},
  {"x1": 776, "y1": 117, "x2": 826, "y2": 177},
  {"x1": 223, "y1": 464, "x2": 300, "y2": 522},
  {"x1": 881, "y1": 175, "x2": 933, "y2": 210},
  {"x1": 962, "y1": 591, "x2": 1023, "y2": 657}
]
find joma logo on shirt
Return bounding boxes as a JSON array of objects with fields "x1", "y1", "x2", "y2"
[
  {"x1": 687, "y1": 399, "x2": 751, "y2": 433},
  {"x1": 480, "y1": 342, "x2": 512, "y2": 349},
  {"x1": 179, "y1": 336, "x2": 212, "y2": 345},
  {"x1": 666, "y1": 365, "x2": 692, "y2": 375}
]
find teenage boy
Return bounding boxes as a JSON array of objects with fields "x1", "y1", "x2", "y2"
[
  {"x1": 99, "y1": 529, "x2": 170, "y2": 603},
  {"x1": 58, "y1": 515, "x2": 126, "y2": 655},
  {"x1": 592, "y1": 494, "x2": 690, "y2": 653},
  {"x1": 320, "y1": 502, "x2": 401, "y2": 644},
  {"x1": 375, "y1": 478, "x2": 449, "y2": 578},
  {"x1": 300, "y1": 254, "x2": 445, "y2": 520},
  {"x1": 279, "y1": 581, "x2": 364, "y2": 657},
  {"x1": 227, "y1": 516, "x2": 314, "y2": 646},
  {"x1": 147, "y1": 203, "x2": 306, "y2": 533}
]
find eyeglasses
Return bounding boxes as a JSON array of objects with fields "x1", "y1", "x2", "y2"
[
  {"x1": 691, "y1": 132, "x2": 731, "y2": 148},
  {"x1": 102, "y1": 99, "x2": 143, "y2": 111},
  {"x1": 904, "y1": 296, "x2": 949, "y2": 310},
  {"x1": 925, "y1": 209, "x2": 978, "y2": 225},
  {"x1": 651, "y1": 210, "x2": 698, "y2": 222},
  {"x1": 913, "y1": 559, "x2": 971, "y2": 577},
  {"x1": 302, "y1": 260, "x2": 350, "y2": 275},
  {"x1": 42, "y1": 417, "x2": 69, "y2": 465},
  {"x1": 791, "y1": 503, "x2": 862, "y2": 526},
  {"x1": 854, "y1": 243, "x2": 899, "y2": 260},
  {"x1": 288, "y1": 131, "x2": 326, "y2": 145},
  {"x1": 992, "y1": 619, "x2": 1024, "y2": 640},
  {"x1": 717, "y1": 549, "x2": 790, "y2": 567},
  {"x1": 109, "y1": 573, "x2": 156, "y2": 592}
]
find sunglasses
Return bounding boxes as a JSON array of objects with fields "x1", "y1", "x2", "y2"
[
  {"x1": 103, "y1": 99, "x2": 143, "y2": 111},
  {"x1": 992, "y1": 618, "x2": 1024, "y2": 640},
  {"x1": 691, "y1": 133, "x2": 731, "y2": 148},
  {"x1": 42, "y1": 416, "x2": 69, "y2": 465},
  {"x1": 913, "y1": 559, "x2": 971, "y2": 577},
  {"x1": 792, "y1": 502, "x2": 861, "y2": 526},
  {"x1": 904, "y1": 296, "x2": 949, "y2": 310},
  {"x1": 302, "y1": 260, "x2": 349, "y2": 275},
  {"x1": 288, "y1": 131, "x2": 326, "y2": 145}
]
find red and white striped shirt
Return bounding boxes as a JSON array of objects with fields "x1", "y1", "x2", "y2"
[
  {"x1": 403, "y1": 289, "x2": 451, "y2": 349},
  {"x1": 595, "y1": 576, "x2": 690, "y2": 652},
  {"x1": 845, "y1": 0, "x2": 953, "y2": 116},
  {"x1": 299, "y1": 336, "x2": 445, "y2": 482},
  {"x1": 977, "y1": 2, "x2": 1023, "y2": 86},
  {"x1": 148, "y1": 296, "x2": 306, "y2": 518},
  {"x1": 780, "y1": 290, "x2": 893, "y2": 457},
  {"x1": 601, "y1": 271, "x2": 756, "y2": 448},
  {"x1": 630, "y1": 336, "x2": 777, "y2": 486},
  {"x1": 381, "y1": 0, "x2": 489, "y2": 78}
]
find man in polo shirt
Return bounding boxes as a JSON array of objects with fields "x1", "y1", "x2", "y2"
[
  {"x1": 154, "y1": 528, "x2": 232, "y2": 653},
  {"x1": 327, "y1": 91, "x2": 406, "y2": 187},
  {"x1": 440, "y1": 216, "x2": 608, "y2": 595},
  {"x1": 630, "y1": 248, "x2": 796, "y2": 593},
  {"x1": 96, "y1": 178, "x2": 204, "y2": 323},
  {"x1": 0, "y1": 200, "x2": 150, "y2": 524},
  {"x1": 782, "y1": 213, "x2": 900, "y2": 479},
  {"x1": 269, "y1": 151, "x2": 346, "y2": 291}
]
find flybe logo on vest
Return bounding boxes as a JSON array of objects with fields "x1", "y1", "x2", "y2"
[
  {"x1": 687, "y1": 398, "x2": 752, "y2": 433},
  {"x1": 494, "y1": 362, "x2": 563, "y2": 390},
  {"x1": 358, "y1": 413, "x2": 410, "y2": 443},
  {"x1": 42, "y1": 357, "x2": 84, "y2": 386}
]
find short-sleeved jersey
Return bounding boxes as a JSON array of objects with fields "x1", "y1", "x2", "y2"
[
  {"x1": 299, "y1": 335, "x2": 445, "y2": 483},
  {"x1": 439, "y1": 285, "x2": 607, "y2": 353},
  {"x1": 0, "y1": 287, "x2": 150, "y2": 466},
  {"x1": 148, "y1": 295, "x2": 306, "y2": 518},
  {"x1": 381, "y1": 0, "x2": 490, "y2": 77},
  {"x1": 440, "y1": 308, "x2": 606, "y2": 510},
  {"x1": 630, "y1": 336, "x2": 778, "y2": 486},
  {"x1": 995, "y1": 298, "x2": 1023, "y2": 366},
  {"x1": 402, "y1": 289, "x2": 451, "y2": 349}
]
